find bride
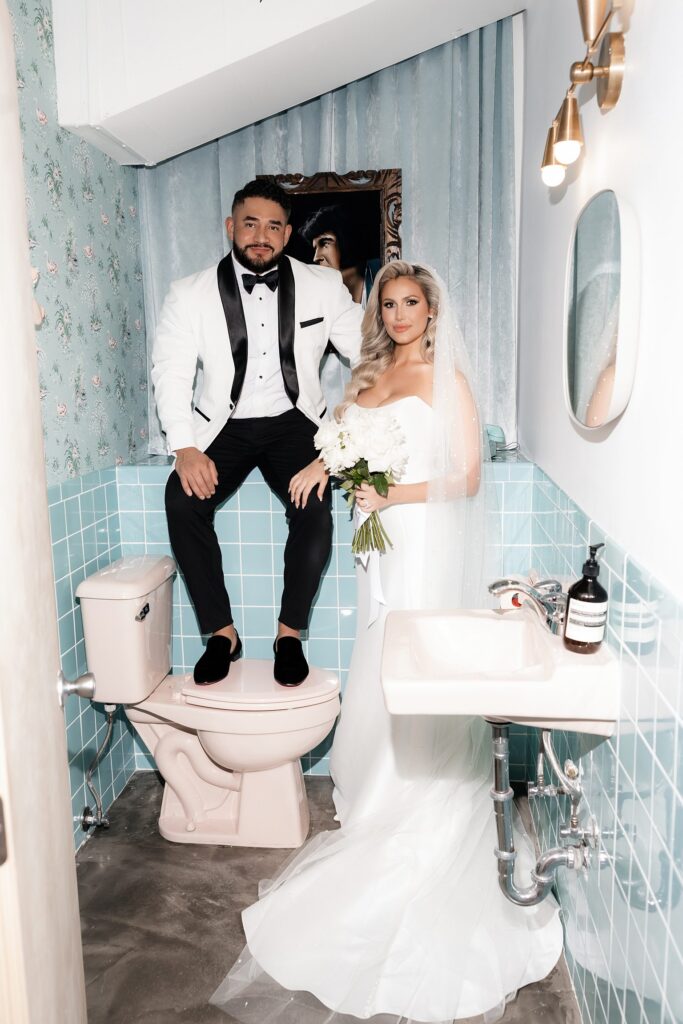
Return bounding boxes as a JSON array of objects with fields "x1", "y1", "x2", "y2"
[{"x1": 211, "y1": 262, "x2": 563, "y2": 1023}]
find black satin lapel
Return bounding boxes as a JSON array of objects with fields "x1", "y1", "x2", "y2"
[
  {"x1": 277, "y1": 258, "x2": 299, "y2": 404},
  {"x1": 217, "y1": 255, "x2": 248, "y2": 406}
]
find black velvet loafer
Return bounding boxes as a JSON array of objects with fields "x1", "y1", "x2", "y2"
[
  {"x1": 194, "y1": 632, "x2": 242, "y2": 685},
  {"x1": 273, "y1": 637, "x2": 309, "y2": 687}
]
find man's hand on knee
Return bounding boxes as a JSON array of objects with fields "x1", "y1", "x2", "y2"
[
  {"x1": 174, "y1": 447, "x2": 219, "y2": 500},
  {"x1": 288, "y1": 458, "x2": 329, "y2": 509}
]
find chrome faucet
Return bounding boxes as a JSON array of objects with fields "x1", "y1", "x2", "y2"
[{"x1": 488, "y1": 578, "x2": 567, "y2": 635}]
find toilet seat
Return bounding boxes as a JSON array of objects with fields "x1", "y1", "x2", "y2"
[
  {"x1": 128, "y1": 660, "x2": 340, "y2": 736},
  {"x1": 182, "y1": 660, "x2": 340, "y2": 711}
]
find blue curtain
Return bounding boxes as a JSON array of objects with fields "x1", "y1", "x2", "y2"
[{"x1": 140, "y1": 18, "x2": 516, "y2": 452}]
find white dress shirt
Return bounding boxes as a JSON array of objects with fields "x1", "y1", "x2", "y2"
[{"x1": 231, "y1": 253, "x2": 294, "y2": 419}]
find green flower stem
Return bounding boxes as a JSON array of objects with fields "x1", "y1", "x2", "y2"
[{"x1": 351, "y1": 510, "x2": 393, "y2": 555}]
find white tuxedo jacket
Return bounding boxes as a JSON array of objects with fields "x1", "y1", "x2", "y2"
[{"x1": 151, "y1": 254, "x2": 363, "y2": 453}]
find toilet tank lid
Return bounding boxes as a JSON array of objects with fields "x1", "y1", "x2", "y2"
[{"x1": 76, "y1": 555, "x2": 176, "y2": 601}]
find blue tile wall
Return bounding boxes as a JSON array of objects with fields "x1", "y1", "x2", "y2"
[
  {"x1": 53, "y1": 456, "x2": 538, "y2": 845},
  {"x1": 113, "y1": 459, "x2": 536, "y2": 778},
  {"x1": 527, "y1": 468, "x2": 683, "y2": 1024},
  {"x1": 48, "y1": 469, "x2": 135, "y2": 851}
]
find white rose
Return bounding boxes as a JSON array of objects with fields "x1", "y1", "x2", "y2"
[{"x1": 314, "y1": 420, "x2": 340, "y2": 453}]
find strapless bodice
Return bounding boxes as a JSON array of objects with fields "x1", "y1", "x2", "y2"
[{"x1": 351, "y1": 396, "x2": 436, "y2": 484}]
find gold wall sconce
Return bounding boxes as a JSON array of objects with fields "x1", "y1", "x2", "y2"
[{"x1": 541, "y1": 1, "x2": 626, "y2": 187}]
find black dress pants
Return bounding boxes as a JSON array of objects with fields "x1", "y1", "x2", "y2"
[{"x1": 165, "y1": 409, "x2": 331, "y2": 635}]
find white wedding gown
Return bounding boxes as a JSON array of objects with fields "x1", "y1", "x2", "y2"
[{"x1": 211, "y1": 398, "x2": 563, "y2": 1023}]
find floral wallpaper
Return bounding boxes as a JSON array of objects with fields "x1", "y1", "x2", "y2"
[{"x1": 9, "y1": 0, "x2": 148, "y2": 484}]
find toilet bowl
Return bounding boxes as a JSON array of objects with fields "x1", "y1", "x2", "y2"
[{"x1": 76, "y1": 555, "x2": 340, "y2": 848}]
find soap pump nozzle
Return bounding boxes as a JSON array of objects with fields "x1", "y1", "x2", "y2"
[{"x1": 582, "y1": 542, "x2": 604, "y2": 579}]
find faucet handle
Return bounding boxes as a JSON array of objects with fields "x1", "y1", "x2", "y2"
[{"x1": 534, "y1": 578, "x2": 564, "y2": 595}]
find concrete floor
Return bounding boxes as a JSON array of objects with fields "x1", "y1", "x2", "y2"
[{"x1": 77, "y1": 773, "x2": 582, "y2": 1024}]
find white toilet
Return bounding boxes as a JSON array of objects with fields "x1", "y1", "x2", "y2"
[{"x1": 76, "y1": 555, "x2": 340, "y2": 848}]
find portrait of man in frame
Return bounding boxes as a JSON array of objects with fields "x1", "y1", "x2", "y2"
[
  {"x1": 256, "y1": 169, "x2": 402, "y2": 410},
  {"x1": 259, "y1": 169, "x2": 402, "y2": 309}
]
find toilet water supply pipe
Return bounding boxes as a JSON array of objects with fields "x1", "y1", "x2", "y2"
[
  {"x1": 81, "y1": 703, "x2": 118, "y2": 831},
  {"x1": 489, "y1": 722, "x2": 588, "y2": 906},
  {"x1": 82, "y1": 708, "x2": 243, "y2": 833},
  {"x1": 540, "y1": 728, "x2": 582, "y2": 834}
]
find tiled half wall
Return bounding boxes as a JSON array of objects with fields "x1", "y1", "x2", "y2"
[
  {"x1": 526, "y1": 473, "x2": 683, "y2": 1024},
  {"x1": 114, "y1": 459, "x2": 537, "y2": 778},
  {"x1": 49, "y1": 453, "x2": 683, "y2": 1024},
  {"x1": 50, "y1": 458, "x2": 534, "y2": 849},
  {"x1": 47, "y1": 470, "x2": 129, "y2": 850}
]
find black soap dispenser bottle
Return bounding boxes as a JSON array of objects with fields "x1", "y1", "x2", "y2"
[{"x1": 563, "y1": 543, "x2": 608, "y2": 654}]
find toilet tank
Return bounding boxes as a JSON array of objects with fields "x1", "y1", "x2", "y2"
[{"x1": 76, "y1": 556, "x2": 176, "y2": 704}]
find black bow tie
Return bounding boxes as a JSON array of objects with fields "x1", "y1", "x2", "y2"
[{"x1": 242, "y1": 268, "x2": 279, "y2": 294}]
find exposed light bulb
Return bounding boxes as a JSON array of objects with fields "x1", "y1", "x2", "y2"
[
  {"x1": 553, "y1": 139, "x2": 582, "y2": 165},
  {"x1": 541, "y1": 163, "x2": 566, "y2": 187},
  {"x1": 540, "y1": 122, "x2": 566, "y2": 187}
]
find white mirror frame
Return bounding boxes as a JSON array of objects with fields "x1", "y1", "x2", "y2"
[{"x1": 563, "y1": 189, "x2": 641, "y2": 431}]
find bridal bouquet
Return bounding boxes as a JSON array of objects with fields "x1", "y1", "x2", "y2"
[{"x1": 314, "y1": 405, "x2": 407, "y2": 555}]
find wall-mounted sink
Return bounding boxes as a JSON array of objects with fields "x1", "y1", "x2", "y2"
[{"x1": 381, "y1": 607, "x2": 620, "y2": 736}]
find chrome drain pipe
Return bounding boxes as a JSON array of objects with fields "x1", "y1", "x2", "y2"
[{"x1": 489, "y1": 721, "x2": 586, "y2": 907}]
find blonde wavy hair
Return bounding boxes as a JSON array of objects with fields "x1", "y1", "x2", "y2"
[{"x1": 335, "y1": 261, "x2": 440, "y2": 419}]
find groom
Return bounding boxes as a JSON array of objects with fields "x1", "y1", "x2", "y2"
[{"x1": 152, "y1": 179, "x2": 362, "y2": 687}]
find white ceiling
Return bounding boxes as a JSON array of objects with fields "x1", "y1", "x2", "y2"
[{"x1": 52, "y1": 0, "x2": 523, "y2": 166}]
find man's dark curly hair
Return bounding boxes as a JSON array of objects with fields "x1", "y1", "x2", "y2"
[
  {"x1": 300, "y1": 205, "x2": 354, "y2": 267},
  {"x1": 231, "y1": 179, "x2": 292, "y2": 222}
]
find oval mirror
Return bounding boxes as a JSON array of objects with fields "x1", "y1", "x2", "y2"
[{"x1": 564, "y1": 189, "x2": 640, "y2": 430}]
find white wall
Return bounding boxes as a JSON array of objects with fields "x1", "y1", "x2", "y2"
[{"x1": 518, "y1": 0, "x2": 683, "y2": 598}]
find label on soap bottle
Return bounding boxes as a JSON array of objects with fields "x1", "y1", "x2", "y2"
[{"x1": 565, "y1": 599, "x2": 608, "y2": 643}]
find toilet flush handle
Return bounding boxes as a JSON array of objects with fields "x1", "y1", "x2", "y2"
[{"x1": 57, "y1": 668, "x2": 96, "y2": 708}]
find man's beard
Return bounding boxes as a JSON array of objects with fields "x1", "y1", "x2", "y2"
[{"x1": 233, "y1": 240, "x2": 281, "y2": 274}]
